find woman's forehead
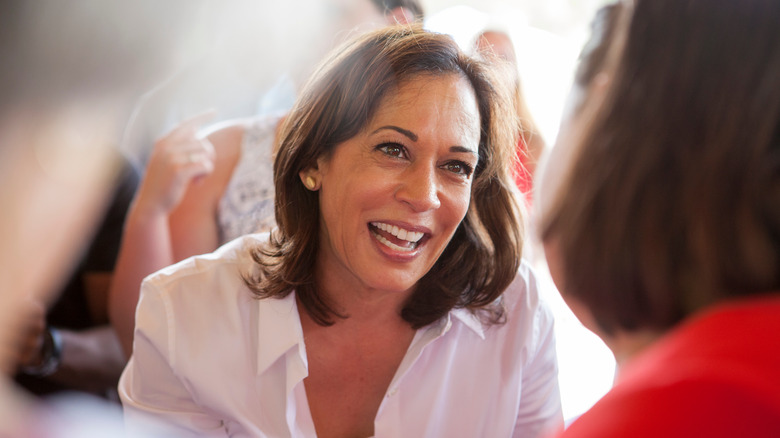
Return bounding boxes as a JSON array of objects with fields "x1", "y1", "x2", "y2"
[
  {"x1": 374, "y1": 72, "x2": 474, "y2": 112},
  {"x1": 372, "y1": 73, "x2": 473, "y2": 111}
]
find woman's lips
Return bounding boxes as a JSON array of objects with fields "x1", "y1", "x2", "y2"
[{"x1": 369, "y1": 221, "x2": 428, "y2": 252}]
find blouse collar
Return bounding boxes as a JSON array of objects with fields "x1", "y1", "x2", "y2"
[{"x1": 253, "y1": 293, "x2": 487, "y2": 377}]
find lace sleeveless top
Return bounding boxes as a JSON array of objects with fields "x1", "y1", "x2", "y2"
[{"x1": 217, "y1": 114, "x2": 282, "y2": 244}]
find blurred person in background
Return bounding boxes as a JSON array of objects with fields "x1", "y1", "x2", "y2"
[
  {"x1": 109, "y1": 0, "x2": 425, "y2": 357},
  {"x1": 539, "y1": 0, "x2": 780, "y2": 436},
  {"x1": 474, "y1": 28, "x2": 546, "y2": 207},
  {"x1": 0, "y1": 0, "x2": 211, "y2": 435}
]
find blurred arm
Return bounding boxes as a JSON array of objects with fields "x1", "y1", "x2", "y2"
[
  {"x1": 109, "y1": 112, "x2": 218, "y2": 357},
  {"x1": 168, "y1": 123, "x2": 245, "y2": 261}
]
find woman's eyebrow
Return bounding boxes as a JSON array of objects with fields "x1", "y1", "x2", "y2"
[
  {"x1": 373, "y1": 126, "x2": 477, "y2": 155},
  {"x1": 372, "y1": 125, "x2": 418, "y2": 142},
  {"x1": 449, "y1": 145, "x2": 478, "y2": 156}
]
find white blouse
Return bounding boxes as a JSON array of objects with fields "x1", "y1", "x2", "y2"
[{"x1": 119, "y1": 234, "x2": 563, "y2": 437}]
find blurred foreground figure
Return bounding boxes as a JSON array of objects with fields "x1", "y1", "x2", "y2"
[
  {"x1": 0, "y1": 0, "x2": 210, "y2": 436},
  {"x1": 539, "y1": 0, "x2": 780, "y2": 436}
]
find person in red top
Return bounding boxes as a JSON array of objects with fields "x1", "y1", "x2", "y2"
[
  {"x1": 556, "y1": 296, "x2": 780, "y2": 436},
  {"x1": 537, "y1": 0, "x2": 780, "y2": 436}
]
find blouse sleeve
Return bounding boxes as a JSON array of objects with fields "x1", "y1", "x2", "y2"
[
  {"x1": 513, "y1": 288, "x2": 564, "y2": 437},
  {"x1": 118, "y1": 279, "x2": 227, "y2": 437}
]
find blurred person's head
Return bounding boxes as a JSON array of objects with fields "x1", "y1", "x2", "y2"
[
  {"x1": 540, "y1": 0, "x2": 780, "y2": 343},
  {"x1": 289, "y1": 0, "x2": 425, "y2": 86},
  {"x1": 474, "y1": 29, "x2": 517, "y2": 65},
  {"x1": 248, "y1": 24, "x2": 521, "y2": 329}
]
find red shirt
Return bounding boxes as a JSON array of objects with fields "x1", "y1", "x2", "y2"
[
  {"x1": 555, "y1": 295, "x2": 780, "y2": 437},
  {"x1": 514, "y1": 138, "x2": 534, "y2": 206}
]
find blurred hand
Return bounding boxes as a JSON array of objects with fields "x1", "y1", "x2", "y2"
[
  {"x1": 134, "y1": 111, "x2": 217, "y2": 216},
  {"x1": 12, "y1": 298, "x2": 47, "y2": 371}
]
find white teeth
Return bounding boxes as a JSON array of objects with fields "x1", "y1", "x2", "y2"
[
  {"x1": 374, "y1": 233, "x2": 414, "y2": 252},
  {"x1": 370, "y1": 222, "x2": 424, "y2": 243}
]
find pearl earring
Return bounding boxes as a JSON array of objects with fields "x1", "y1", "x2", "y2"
[{"x1": 305, "y1": 176, "x2": 317, "y2": 190}]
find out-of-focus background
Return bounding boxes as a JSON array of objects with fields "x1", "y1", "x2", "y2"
[{"x1": 425, "y1": 0, "x2": 610, "y2": 143}]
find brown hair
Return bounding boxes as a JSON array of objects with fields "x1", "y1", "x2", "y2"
[
  {"x1": 246, "y1": 24, "x2": 521, "y2": 328},
  {"x1": 542, "y1": 0, "x2": 780, "y2": 335}
]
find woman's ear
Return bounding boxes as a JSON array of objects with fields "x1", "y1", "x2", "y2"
[
  {"x1": 299, "y1": 166, "x2": 321, "y2": 191},
  {"x1": 386, "y1": 7, "x2": 415, "y2": 25}
]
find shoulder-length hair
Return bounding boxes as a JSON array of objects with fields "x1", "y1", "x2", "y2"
[
  {"x1": 541, "y1": 0, "x2": 780, "y2": 335},
  {"x1": 245, "y1": 24, "x2": 522, "y2": 329}
]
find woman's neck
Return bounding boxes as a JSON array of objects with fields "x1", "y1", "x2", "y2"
[{"x1": 312, "y1": 259, "x2": 415, "y2": 327}]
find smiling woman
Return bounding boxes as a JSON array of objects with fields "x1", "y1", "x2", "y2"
[
  {"x1": 263, "y1": 24, "x2": 522, "y2": 331},
  {"x1": 120, "y1": 24, "x2": 563, "y2": 438}
]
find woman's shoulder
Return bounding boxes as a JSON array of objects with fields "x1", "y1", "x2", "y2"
[
  {"x1": 501, "y1": 259, "x2": 548, "y2": 316},
  {"x1": 144, "y1": 233, "x2": 268, "y2": 300},
  {"x1": 135, "y1": 234, "x2": 278, "y2": 381},
  {"x1": 487, "y1": 259, "x2": 557, "y2": 346}
]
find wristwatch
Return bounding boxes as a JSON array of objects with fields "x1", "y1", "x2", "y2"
[{"x1": 20, "y1": 326, "x2": 63, "y2": 377}]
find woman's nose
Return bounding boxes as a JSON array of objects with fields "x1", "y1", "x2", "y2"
[{"x1": 394, "y1": 163, "x2": 441, "y2": 212}]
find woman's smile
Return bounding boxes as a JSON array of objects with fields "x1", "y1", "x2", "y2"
[{"x1": 369, "y1": 221, "x2": 428, "y2": 253}]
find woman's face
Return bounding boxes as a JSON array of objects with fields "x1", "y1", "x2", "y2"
[{"x1": 308, "y1": 73, "x2": 481, "y2": 296}]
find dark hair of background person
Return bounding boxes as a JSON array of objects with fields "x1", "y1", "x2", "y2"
[
  {"x1": 541, "y1": 0, "x2": 780, "y2": 335},
  {"x1": 370, "y1": 0, "x2": 424, "y2": 18},
  {"x1": 572, "y1": 2, "x2": 623, "y2": 90},
  {"x1": 245, "y1": 24, "x2": 521, "y2": 329}
]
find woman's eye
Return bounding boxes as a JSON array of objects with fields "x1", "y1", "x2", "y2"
[
  {"x1": 444, "y1": 161, "x2": 473, "y2": 177},
  {"x1": 378, "y1": 143, "x2": 406, "y2": 158}
]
